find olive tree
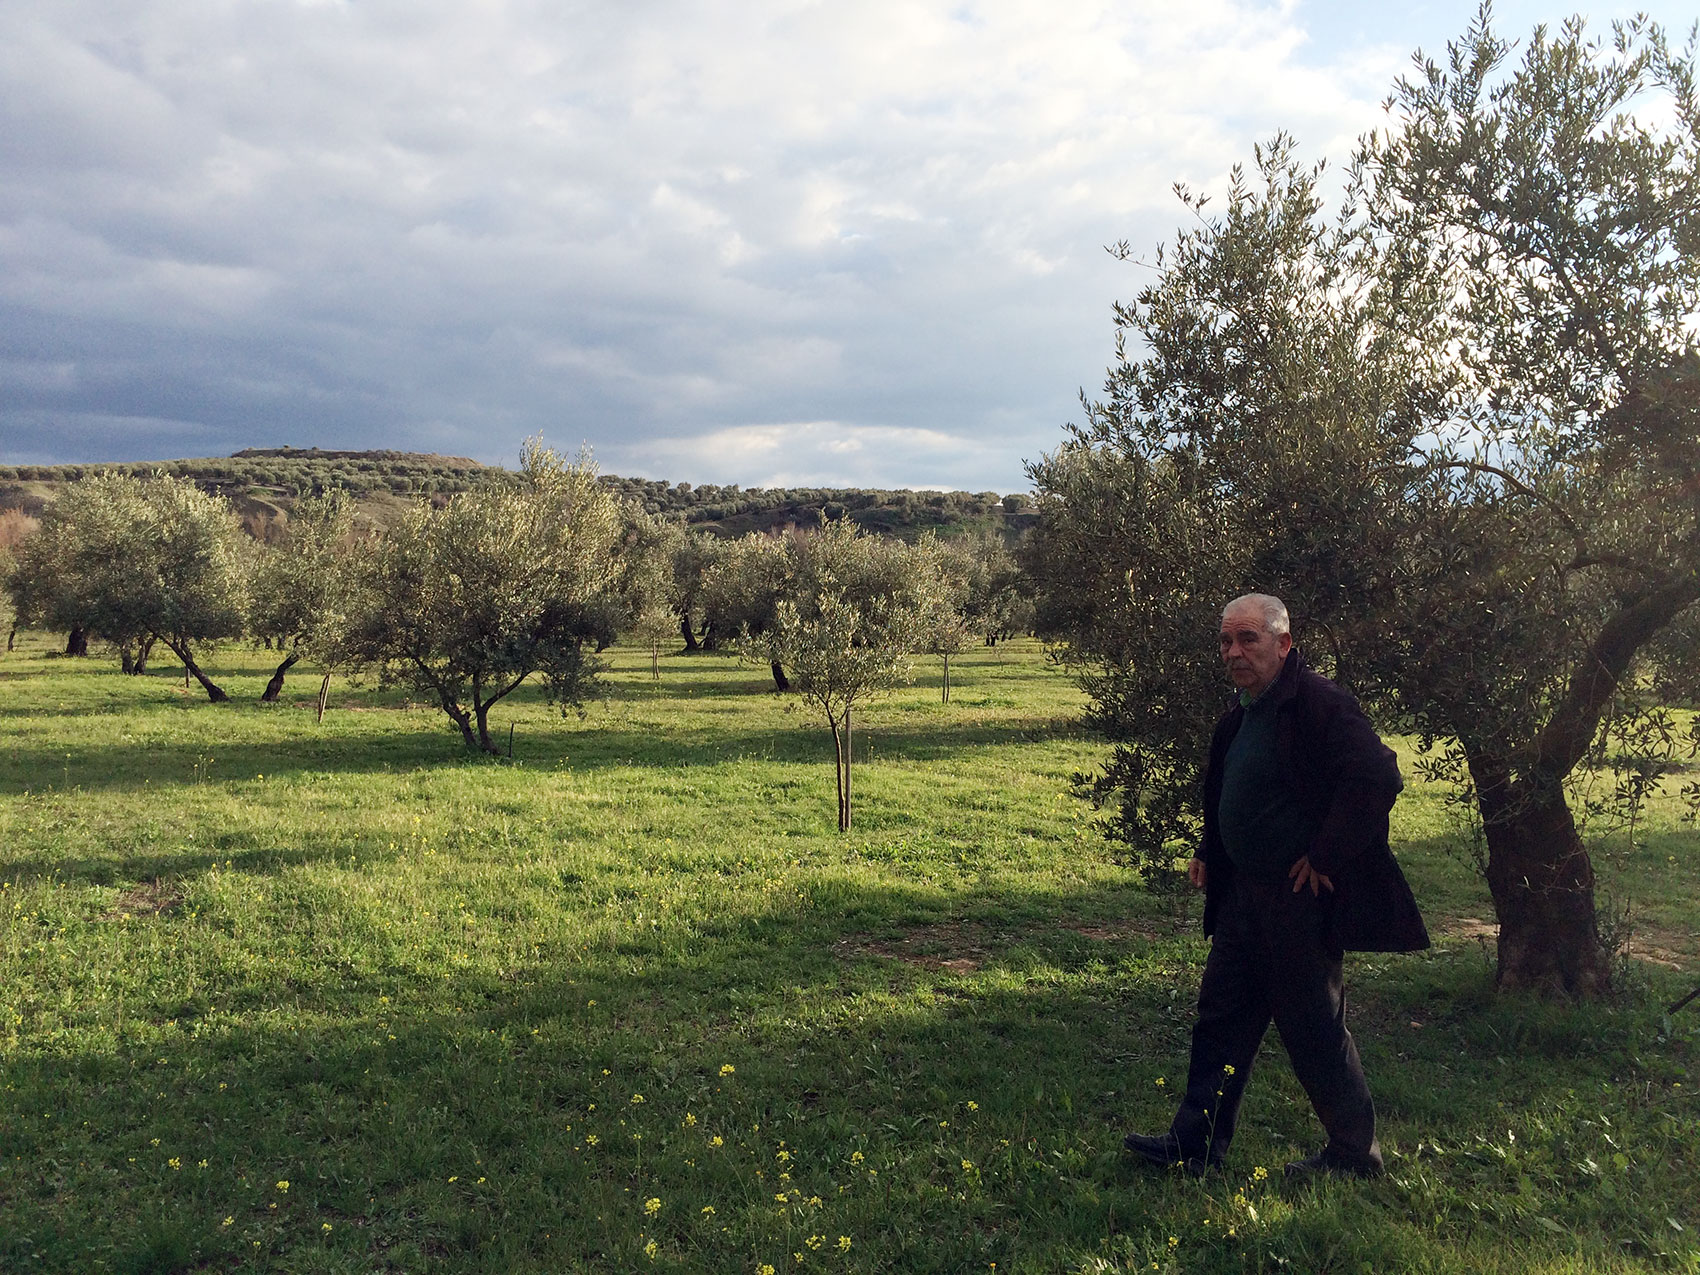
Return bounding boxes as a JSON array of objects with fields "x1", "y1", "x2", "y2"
[
  {"x1": 6, "y1": 471, "x2": 248, "y2": 698},
  {"x1": 344, "y1": 441, "x2": 625, "y2": 753},
  {"x1": 672, "y1": 530, "x2": 726, "y2": 651},
  {"x1": 249, "y1": 492, "x2": 360, "y2": 702},
  {"x1": 924, "y1": 533, "x2": 972, "y2": 701},
  {"x1": 1030, "y1": 11, "x2": 1699, "y2": 995},
  {"x1": 946, "y1": 528, "x2": 1031, "y2": 645},
  {"x1": 703, "y1": 532, "x2": 795, "y2": 689},
  {"x1": 618, "y1": 510, "x2": 686, "y2": 679},
  {"x1": 742, "y1": 519, "x2": 943, "y2": 829},
  {"x1": 1363, "y1": 12, "x2": 1700, "y2": 994}
]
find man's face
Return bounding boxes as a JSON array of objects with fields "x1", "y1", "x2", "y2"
[{"x1": 1219, "y1": 604, "x2": 1291, "y2": 697}]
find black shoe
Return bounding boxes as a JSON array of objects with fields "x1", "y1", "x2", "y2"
[
  {"x1": 1122, "y1": 1131, "x2": 1219, "y2": 1177},
  {"x1": 1283, "y1": 1149, "x2": 1384, "y2": 1181}
]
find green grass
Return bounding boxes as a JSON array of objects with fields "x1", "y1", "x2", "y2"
[{"x1": 0, "y1": 635, "x2": 1695, "y2": 1274}]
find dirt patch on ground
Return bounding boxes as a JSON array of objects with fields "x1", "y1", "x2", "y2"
[
  {"x1": 102, "y1": 879, "x2": 183, "y2": 920},
  {"x1": 1621, "y1": 937, "x2": 1694, "y2": 970},
  {"x1": 835, "y1": 922, "x2": 996, "y2": 973},
  {"x1": 1440, "y1": 916, "x2": 1499, "y2": 943},
  {"x1": 1071, "y1": 918, "x2": 1176, "y2": 943},
  {"x1": 1440, "y1": 915, "x2": 1692, "y2": 970}
]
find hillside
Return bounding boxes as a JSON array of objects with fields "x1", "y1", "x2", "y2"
[{"x1": 0, "y1": 449, "x2": 1035, "y2": 541}]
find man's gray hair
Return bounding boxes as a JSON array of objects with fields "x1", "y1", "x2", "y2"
[{"x1": 1223, "y1": 593, "x2": 1290, "y2": 637}]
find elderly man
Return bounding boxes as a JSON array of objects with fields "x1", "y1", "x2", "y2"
[{"x1": 1124, "y1": 593, "x2": 1427, "y2": 1179}]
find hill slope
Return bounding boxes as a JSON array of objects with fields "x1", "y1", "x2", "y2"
[{"x1": 0, "y1": 449, "x2": 1034, "y2": 541}]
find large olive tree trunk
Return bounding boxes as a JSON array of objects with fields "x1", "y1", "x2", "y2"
[
  {"x1": 119, "y1": 635, "x2": 157, "y2": 675},
  {"x1": 262, "y1": 651, "x2": 301, "y2": 702},
  {"x1": 161, "y1": 636, "x2": 229, "y2": 702},
  {"x1": 679, "y1": 612, "x2": 700, "y2": 652},
  {"x1": 66, "y1": 627, "x2": 88, "y2": 657},
  {"x1": 1469, "y1": 750, "x2": 1610, "y2": 996},
  {"x1": 1463, "y1": 581, "x2": 1700, "y2": 996}
]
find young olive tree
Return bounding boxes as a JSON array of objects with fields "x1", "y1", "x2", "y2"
[
  {"x1": 249, "y1": 492, "x2": 360, "y2": 702},
  {"x1": 6, "y1": 471, "x2": 248, "y2": 698},
  {"x1": 743, "y1": 519, "x2": 942, "y2": 829},
  {"x1": 1030, "y1": 10, "x2": 1700, "y2": 996},
  {"x1": 345, "y1": 441, "x2": 624, "y2": 753},
  {"x1": 924, "y1": 533, "x2": 972, "y2": 701},
  {"x1": 618, "y1": 510, "x2": 686, "y2": 679}
]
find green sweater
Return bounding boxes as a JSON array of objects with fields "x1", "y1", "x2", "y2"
[{"x1": 1216, "y1": 689, "x2": 1322, "y2": 880}]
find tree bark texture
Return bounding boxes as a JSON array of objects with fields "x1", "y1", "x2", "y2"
[
  {"x1": 941, "y1": 654, "x2": 951, "y2": 703},
  {"x1": 66, "y1": 627, "x2": 88, "y2": 657},
  {"x1": 262, "y1": 652, "x2": 300, "y2": 702},
  {"x1": 831, "y1": 715, "x2": 847, "y2": 832},
  {"x1": 1467, "y1": 749, "x2": 1610, "y2": 997},
  {"x1": 771, "y1": 661, "x2": 790, "y2": 692},
  {"x1": 679, "y1": 612, "x2": 700, "y2": 652},
  {"x1": 316, "y1": 672, "x2": 332, "y2": 723},
  {"x1": 1457, "y1": 582, "x2": 1700, "y2": 997}
]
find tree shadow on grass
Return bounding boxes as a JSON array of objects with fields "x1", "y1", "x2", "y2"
[
  {"x1": 4, "y1": 875, "x2": 1692, "y2": 1273},
  {"x1": 0, "y1": 709, "x2": 1089, "y2": 800}
]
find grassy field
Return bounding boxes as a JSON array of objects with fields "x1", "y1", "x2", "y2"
[{"x1": 0, "y1": 634, "x2": 1695, "y2": 1274}]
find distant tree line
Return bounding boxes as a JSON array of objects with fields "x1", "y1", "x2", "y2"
[
  {"x1": 0, "y1": 449, "x2": 490, "y2": 501},
  {"x1": 0, "y1": 451, "x2": 1036, "y2": 547}
]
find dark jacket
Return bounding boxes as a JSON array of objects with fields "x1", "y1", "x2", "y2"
[{"x1": 1200, "y1": 649, "x2": 1429, "y2": 954}]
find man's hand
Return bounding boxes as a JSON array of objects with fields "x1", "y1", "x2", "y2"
[
  {"x1": 1188, "y1": 857, "x2": 1207, "y2": 890},
  {"x1": 1288, "y1": 856, "x2": 1334, "y2": 896}
]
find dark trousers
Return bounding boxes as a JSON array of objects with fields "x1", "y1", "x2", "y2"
[{"x1": 1168, "y1": 874, "x2": 1381, "y2": 1168}]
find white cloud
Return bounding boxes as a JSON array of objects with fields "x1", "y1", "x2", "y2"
[{"x1": 618, "y1": 420, "x2": 1004, "y2": 490}]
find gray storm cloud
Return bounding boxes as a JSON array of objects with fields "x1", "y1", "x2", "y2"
[{"x1": 0, "y1": 0, "x2": 1581, "y2": 489}]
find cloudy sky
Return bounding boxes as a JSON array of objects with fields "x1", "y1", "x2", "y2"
[{"x1": 0, "y1": 1, "x2": 1656, "y2": 491}]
